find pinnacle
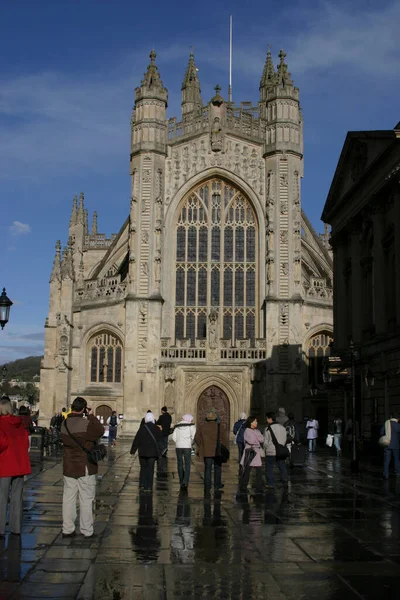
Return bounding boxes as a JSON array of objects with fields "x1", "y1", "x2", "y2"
[
  {"x1": 182, "y1": 50, "x2": 200, "y2": 89},
  {"x1": 260, "y1": 46, "x2": 276, "y2": 90}
]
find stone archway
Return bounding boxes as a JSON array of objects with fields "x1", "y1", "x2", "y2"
[
  {"x1": 95, "y1": 404, "x2": 112, "y2": 423},
  {"x1": 197, "y1": 385, "x2": 230, "y2": 438}
]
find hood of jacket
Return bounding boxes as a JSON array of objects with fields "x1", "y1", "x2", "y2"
[{"x1": 0, "y1": 415, "x2": 25, "y2": 429}]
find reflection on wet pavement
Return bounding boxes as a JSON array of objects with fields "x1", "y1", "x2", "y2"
[{"x1": 0, "y1": 444, "x2": 400, "y2": 598}]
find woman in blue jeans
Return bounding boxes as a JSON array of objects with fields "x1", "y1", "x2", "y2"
[{"x1": 172, "y1": 414, "x2": 196, "y2": 490}]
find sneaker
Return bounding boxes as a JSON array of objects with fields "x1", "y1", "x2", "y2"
[{"x1": 62, "y1": 531, "x2": 76, "y2": 538}]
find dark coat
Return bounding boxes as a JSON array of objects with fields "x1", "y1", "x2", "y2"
[
  {"x1": 194, "y1": 421, "x2": 229, "y2": 459},
  {"x1": 233, "y1": 419, "x2": 246, "y2": 445},
  {"x1": 60, "y1": 413, "x2": 105, "y2": 478},
  {"x1": 131, "y1": 422, "x2": 163, "y2": 457},
  {"x1": 157, "y1": 412, "x2": 172, "y2": 436}
]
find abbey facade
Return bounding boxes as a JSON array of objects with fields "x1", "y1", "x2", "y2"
[{"x1": 40, "y1": 49, "x2": 333, "y2": 436}]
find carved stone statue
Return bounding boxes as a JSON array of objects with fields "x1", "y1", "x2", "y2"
[
  {"x1": 208, "y1": 309, "x2": 219, "y2": 349},
  {"x1": 211, "y1": 117, "x2": 223, "y2": 152}
]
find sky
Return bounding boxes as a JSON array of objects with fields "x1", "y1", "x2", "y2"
[{"x1": 1, "y1": 0, "x2": 399, "y2": 364}]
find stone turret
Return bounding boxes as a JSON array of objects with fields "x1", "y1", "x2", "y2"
[
  {"x1": 181, "y1": 51, "x2": 202, "y2": 117},
  {"x1": 259, "y1": 48, "x2": 276, "y2": 102}
]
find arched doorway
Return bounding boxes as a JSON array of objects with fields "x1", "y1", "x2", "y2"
[
  {"x1": 95, "y1": 404, "x2": 112, "y2": 423},
  {"x1": 197, "y1": 386, "x2": 230, "y2": 438}
]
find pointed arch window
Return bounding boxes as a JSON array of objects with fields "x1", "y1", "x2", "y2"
[
  {"x1": 88, "y1": 331, "x2": 123, "y2": 384},
  {"x1": 307, "y1": 332, "x2": 333, "y2": 386},
  {"x1": 175, "y1": 178, "x2": 258, "y2": 344}
]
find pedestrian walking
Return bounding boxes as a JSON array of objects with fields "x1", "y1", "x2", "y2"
[
  {"x1": 264, "y1": 412, "x2": 288, "y2": 488},
  {"x1": 239, "y1": 416, "x2": 264, "y2": 494},
  {"x1": 194, "y1": 411, "x2": 229, "y2": 495},
  {"x1": 0, "y1": 397, "x2": 31, "y2": 537},
  {"x1": 333, "y1": 414, "x2": 343, "y2": 456},
  {"x1": 306, "y1": 417, "x2": 319, "y2": 452},
  {"x1": 130, "y1": 412, "x2": 163, "y2": 492},
  {"x1": 284, "y1": 412, "x2": 299, "y2": 448},
  {"x1": 157, "y1": 406, "x2": 172, "y2": 456},
  {"x1": 380, "y1": 415, "x2": 400, "y2": 479},
  {"x1": 60, "y1": 397, "x2": 104, "y2": 538},
  {"x1": 172, "y1": 414, "x2": 196, "y2": 490},
  {"x1": 233, "y1": 412, "x2": 247, "y2": 463},
  {"x1": 107, "y1": 411, "x2": 120, "y2": 447}
]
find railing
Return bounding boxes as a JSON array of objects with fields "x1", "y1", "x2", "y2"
[
  {"x1": 83, "y1": 234, "x2": 117, "y2": 249},
  {"x1": 160, "y1": 338, "x2": 267, "y2": 362},
  {"x1": 75, "y1": 279, "x2": 127, "y2": 304}
]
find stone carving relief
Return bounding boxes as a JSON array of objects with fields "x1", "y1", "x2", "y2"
[
  {"x1": 164, "y1": 138, "x2": 264, "y2": 201},
  {"x1": 280, "y1": 230, "x2": 288, "y2": 244},
  {"x1": 142, "y1": 170, "x2": 151, "y2": 183}
]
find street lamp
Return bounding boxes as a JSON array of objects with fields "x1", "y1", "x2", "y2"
[{"x1": 0, "y1": 288, "x2": 13, "y2": 330}]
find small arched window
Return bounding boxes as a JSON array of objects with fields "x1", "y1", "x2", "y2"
[{"x1": 88, "y1": 331, "x2": 123, "y2": 384}]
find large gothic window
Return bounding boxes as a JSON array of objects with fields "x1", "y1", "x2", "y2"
[
  {"x1": 88, "y1": 332, "x2": 123, "y2": 384},
  {"x1": 175, "y1": 178, "x2": 257, "y2": 344},
  {"x1": 307, "y1": 332, "x2": 333, "y2": 386}
]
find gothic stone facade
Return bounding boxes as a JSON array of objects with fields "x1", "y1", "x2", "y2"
[
  {"x1": 40, "y1": 49, "x2": 333, "y2": 435},
  {"x1": 323, "y1": 122, "x2": 400, "y2": 438}
]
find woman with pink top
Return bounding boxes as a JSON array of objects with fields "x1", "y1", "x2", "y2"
[{"x1": 239, "y1": 416, "x2": 264, "y2": 494}]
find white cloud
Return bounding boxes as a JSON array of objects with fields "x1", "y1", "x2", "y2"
[{"x1": 9, "y1": 221, "x2": 31, "y2": 236}]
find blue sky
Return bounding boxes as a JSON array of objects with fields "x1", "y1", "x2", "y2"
[{"x1": 1, "y1": 0, "x2": 399, "y2": 364}]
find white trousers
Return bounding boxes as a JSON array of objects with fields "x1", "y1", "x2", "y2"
[{"x1": 62, "y1": 470, "x2": 96, "y2": 536}]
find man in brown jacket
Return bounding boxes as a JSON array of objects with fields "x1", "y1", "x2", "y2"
[
  {"x1": 194, "y1": 411, "x2": 229, "y2": 494},
  {"x1": 60, "y1": 397, "x2": 104, "y2": 538}
]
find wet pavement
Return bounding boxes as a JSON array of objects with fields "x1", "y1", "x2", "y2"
[{"x1": 1, "y1": 442, "x2": 400, "y2": 599}]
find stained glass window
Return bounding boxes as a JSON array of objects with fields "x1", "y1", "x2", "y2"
[
  {"x1": 175, "y1": 178, "x2": 258, "y2": 344},
  {"x1": 88, "y1": 332, "x2": 123, "y2": 384}
]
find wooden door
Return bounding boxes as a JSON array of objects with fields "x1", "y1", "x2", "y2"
[
  {"x1": 95, "y1": 404, "x2": 112, "y2": 423},
  {"x1": 197, "y1": 386, "x2": 230, "y2": 438}
]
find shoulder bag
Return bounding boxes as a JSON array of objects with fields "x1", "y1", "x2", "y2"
[
  {"x1": 216, "y1": 423, "x2": 230, "y2": 463},
  {"x1": 64, "y1": 419, "x2": 107, "y2": 465},
  {"x1": 144, "y1": 424, "x2": 167, "y2": 457},
  {"x1": 268, "y1": 425, "x2": 289, "y2": 460}
]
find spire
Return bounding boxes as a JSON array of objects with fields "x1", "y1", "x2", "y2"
[
  {"x1": 76, "y1": 252, "x2": 85, "y2": 290},
  {"x1": 84, "y1": 209, "x2": 89, "y2": 235},
  {"x1": 69, "y1": 196, "x2": 77, "y2": 227},
  {"x1": 50, "y1": 240, "x2": 62, "y2": 283},
  {"x1": 181, "y1": 51, "x2": 202, "y2": 116},
  {"x1": 136, "y1": 50, "x2": 168, "y2": 105},
  {"x1": 260, "y1": 47, "x2": 276, "y2": 90},
  {"x1": 91, "y1": 211, "x2": 98, "y2": 236},
  {"x1": 276, "y1": 49, "x2": 293, "y2": 87},
  {"x1": 77, "y1": 192, "x2": 85, "y2": 224}
]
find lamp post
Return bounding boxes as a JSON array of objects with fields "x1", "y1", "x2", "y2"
[
  {"x1": 0, "y1": 288, "x2": 13, "y2": 330},
  {"x1": 349, "y1": 340, "x2": 359, "y2": 473}
]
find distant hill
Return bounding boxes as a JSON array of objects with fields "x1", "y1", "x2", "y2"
[{"x1": 0, "y1": 356, "x2": 43, "y2": 381}]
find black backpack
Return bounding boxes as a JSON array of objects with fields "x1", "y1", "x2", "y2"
[{"x1": 109, "y1": 415, "x2": 117, "y2": 427}]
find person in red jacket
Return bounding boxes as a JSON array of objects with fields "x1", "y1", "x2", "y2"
[{"x1": 0, "y1": 397, "x2": 31, "y2": 537}]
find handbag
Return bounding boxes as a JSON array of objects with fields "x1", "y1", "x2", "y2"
[
  {"x1": 326, "y1": 434, "x2": 334, "y2": 448},
  {"x1": 268, "y1": 425, "x2": 289, "y2": 460},
  {"x1": 378, "y1": 435, "x2": 390, "y2": 447},
  {"x1": 144, "y1": 424, "x2": 166, "y2": 457},
  {"x1": 64, "y1": 419, "x2": 107, "y2": 465},
  {"x1": 216, "y1": 423, "x2": 230, "y2": 463}
]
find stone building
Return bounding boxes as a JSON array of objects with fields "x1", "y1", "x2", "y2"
[
  {"x1": 40, "y1": 49, "x2": 333, "y2": 435},
  {"x1": 322, "y1": 122, "x2": 400, "y2": 438}
]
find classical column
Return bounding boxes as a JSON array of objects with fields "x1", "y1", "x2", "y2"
[
  {"x1": 332, "y1": 236, "x2": 347, "y2": 350},
  {"x1": 371, "y1": 205, "x2": 386, "y2": 334},
  {"x1": 350, "y1": 227, "x2": 362, "y2": 344}
]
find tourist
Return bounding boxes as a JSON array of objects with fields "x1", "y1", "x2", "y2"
[
  {"x1": 284, "y1": 412, "x2": 299, "y2": 445},
  {"x1": 276, "y1": 407, "x2": 287, "y2": 426},
  {"x1": 306, "y1": 416, "x2": 319, "y2": 452},
  {"x1": 239, "y1": 416, "x2": 264, "y2": 494},
  {"x1": 172, "y1": 414, "x2": 196, "y2": 490},
  {"x1": 233, "y1": 412, "x2": 247, "y2": 463},
  {"x1": 194, "y1": 411, "x2": 228, "y2": 495},
  {"x1": 130, "y1": 412, "x2": 163, "y2": 492},
  {"x1": 0, "y1": 397, "x2": 31, "y2": 537},
  {"x1": 264, "y1": 412, "x2": 288, "y2": 488},
  {"x1": 107, "y1": 411, "x2": 120, "y2": 447},
  {"x1": 381, "y1": 414, "x2": 400, "y2": 479},
  {"x1": 156, "y1": 406, "x2": 172, "y2": 456},
  {"x1": 333, "y1": 414, "x2": 343, "y2": 456},
  {"x1": 60, "y1": 397, "x2": 104, "y2": 538}
]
